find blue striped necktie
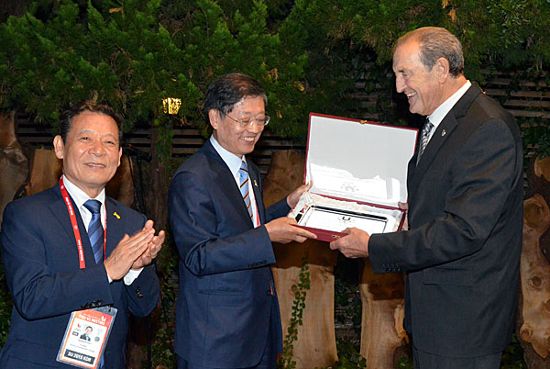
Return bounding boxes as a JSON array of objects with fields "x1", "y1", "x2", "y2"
[
  {"x1": 239, "y1": 161, "x2": 254, "y2": 220},
  {"x1": 83, "y1": 199, "x2": 103, "y2": 264},
  {"x1": 83, "y1": 199, "x2": 105, "y2": 368}
]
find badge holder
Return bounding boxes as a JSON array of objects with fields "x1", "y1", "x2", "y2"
[{"x1": 57, "y1": 306, "x2": 117, "y2": 369}]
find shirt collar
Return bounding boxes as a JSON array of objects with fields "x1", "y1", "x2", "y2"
[
  {"x1": 428, "y1": 80, "x2": 471, "y2": 128},
  {"x1": 62, "y1": 174, "x2": 106, "y2": 209},
  {"x1": 210, "y1": 135, "x2": 247, "y2": 178}
]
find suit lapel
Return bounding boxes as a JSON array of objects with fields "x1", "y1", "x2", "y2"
[
  {"x1": 202, "y1": 140, "x2": 255, "y2": 226},
  {"x1": 248, "y1": 164, "x2": 266, "y2": 224},
  {"x1": 48, "y1": 186, "x2": 76, "y2": 242},
  {"x1": 47, "y1": 185, "x2": 96, "y2": 267},
  {"x1": 105, "y1": 198, "x2": 125, "y2": 256},
  {"x1": 409, "y1": 84, "x2": 482, "y2": 193},
  {"x1": 414, "y1": 115, "x2": 458, "y2": 173}
]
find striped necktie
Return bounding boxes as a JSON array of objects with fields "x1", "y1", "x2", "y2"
[
  {"x1": 239, "y1": 161, "x2": 254, "y2": 220},
  {"x1": 83, "y1": 199, "x2": 104, "y2": 368},
  {"x1": 416, "y1": 118, "x2": 434, "y2": 165},
  {"x1": 83, "y1": 199, "x2": 103, "y2": 264}
]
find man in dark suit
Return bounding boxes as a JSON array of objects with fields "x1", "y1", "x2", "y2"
[
  {"x1": 169, "y1": 73, "x2": 316, "y2": 369},
  {"x1": 330, "y1": 27, "x2": 523, "y2": 369},
  {"x1": 0, "y1": 100, "x2": 164, "y2": 369}
]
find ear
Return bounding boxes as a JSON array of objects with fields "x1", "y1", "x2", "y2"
[
  {"x1": 435, "y1": 57, "x2": 450, "y2": 82},
  {"x1": 53, "y1": 135, "x2": 65, "y2": 160},
  {"x1": 117, "y1": 147, "x2": 122, "y2": 167},
  {"x1": 208, "y1": 109, "x2": 222, "y2": 131}
]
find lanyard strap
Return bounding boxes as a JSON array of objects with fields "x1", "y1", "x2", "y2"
[{"x1": 59, "y1": 178, "x2": 107, "y2": 269}]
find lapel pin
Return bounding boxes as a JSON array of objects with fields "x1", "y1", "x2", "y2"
[
  {"x1": 441, "y1": 129, "x2": 447, "y2": 137},
  {"x1": 254, "y1": 179, "x2": 258, "y2": 187},
  {"x1": 113, "y1": 211, "x2": 121, "y2": 219}
]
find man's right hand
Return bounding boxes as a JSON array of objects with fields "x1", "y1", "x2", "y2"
[
  {"x1": 104, "y1": 226, "x2": 155, "y2": 281},
  {"x1": 265, "y1": 217, "x2": 317, "y2": 244},
  {"x1": 398, "y1": 202, "x2": 409, "y2": 230},
  {"x1": 329, "y1": 227, "x2": 370, "y2": 258},
  {"x1": 131, "y1": 220, "x2": 165, "y2": 270}
]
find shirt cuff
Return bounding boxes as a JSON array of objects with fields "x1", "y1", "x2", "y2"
[{"x1": 123, "y1": 268, "x2": 144, "y2": 285}]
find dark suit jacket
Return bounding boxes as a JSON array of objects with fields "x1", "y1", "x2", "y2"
[
  {"x1": 369, "y1": 84, "x2": 523, "y2": 357},
  {"x1": 168, "y1": 140, "x2": 289, "y2": 368},
  {"x1": 0, "y1": 185, "x2": 160, "y2": 369}
]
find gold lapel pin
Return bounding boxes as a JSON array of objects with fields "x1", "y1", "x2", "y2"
[
  {"x1": 254, "y1": 179, "x2": 258, "y2": 187},
  {"x1": 113, "y1": 212, "x2": 121, "y2": 219}
]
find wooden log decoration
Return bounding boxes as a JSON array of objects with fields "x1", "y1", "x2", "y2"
[
  {"x1": 520, "y1": 193, "x2": 550, "y2": 367},
  {"x1": 0, "y1": 111, "x2": 29, "y2": 228},
  {"x1": 520, "y1": 194, "x2": 550, "y2": 365},
  {"x1": 360, "y1": 260, "x2": 407, "y2": 368},
  {"x1": 533, "y1": 157, "x2": 550, "y2": 263},
  {"x1": 263, "y1": 150, "x2": 338, "y2": 368},
  {"x1": 24, "y1": 148, "x2": 62, "y2": 196},
  {"x1": 534, "y1": 157, "x2": 550, "y2": 184},
  {"x1": 105, "y1": 154, "x2": 135, "y2": 207}
]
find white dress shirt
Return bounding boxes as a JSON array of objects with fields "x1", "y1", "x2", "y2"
[
  {"x1": 210, "y1": 136, "x2": 260, "y2": 227},
  {"x1": 62, "y1": 175, "x2": 142, "y2": 284},
  {"x1": 426, "y1": 80, "x2": 472, "y2": 143}
]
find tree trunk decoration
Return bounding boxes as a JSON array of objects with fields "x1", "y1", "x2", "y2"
[
  {"x1": 24, "y1": 148, "x2": 62, "y2": 196},
  {"x1": 360, "y1": 261, "x2": 407, "y2": 368},
  {"x1": 532, "y1": 157, "x2": 550, "y2": 263},
  {"x1": 519, "y1": 155, "x2": 550, "y2": 368},
  {"x1": 263, "y1": 150, "x2": 338, "y2": 368},
  {"x1": 0, "y1": 111, "x2": 28, "y2": 229}
]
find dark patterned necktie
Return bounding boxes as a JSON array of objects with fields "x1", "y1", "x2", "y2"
[
  {"x1": 416, "y1": 118, "x2": 434, "y2": 165},
  {"x1": 239, "y1": 161, "x2": 254, "y2": 220},
  {"x1": 83, "y1": 199, "x2": 103, "y2": 264}
]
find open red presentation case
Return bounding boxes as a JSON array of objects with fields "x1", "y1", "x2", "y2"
[{"x1": 288, "y1": 113, "x2": 418, "y2": 242}]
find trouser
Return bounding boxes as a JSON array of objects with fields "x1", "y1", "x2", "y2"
[
  {"x1": 177, "y1": 327, "x2": 276, "y2": 369},
  {"x1": 413, "y1": 347, "x2": 502, "y2": 369}
]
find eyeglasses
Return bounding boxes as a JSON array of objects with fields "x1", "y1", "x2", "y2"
[{"x1": 225, "y1": 113, "x2": 270, "y2": 127}]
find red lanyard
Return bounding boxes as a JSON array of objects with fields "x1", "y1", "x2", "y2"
[{"x1": 59, "y1": 178, "x2": 107, "y2": 269}]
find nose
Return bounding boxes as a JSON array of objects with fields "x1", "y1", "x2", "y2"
[
  {"x1": 89, "y1": 141, "x2": 106, "y2": 156},
  {"x1": 395, "y1": 75, "x2": 405, "y2": 93},
  {"x1": 246, "y1": 121, "x2": 265, "y2": 134}
]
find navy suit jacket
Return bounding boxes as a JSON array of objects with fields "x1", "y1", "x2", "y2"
[
  {"x1": 169, "y1": 140, "x2": 289, "y2": 368},
  {"x1": 369, "y1": 84, "x2": 523, "y2": 357},
  {"x1": 0, "y1": 185, "x2": 160, "y2": 369}
]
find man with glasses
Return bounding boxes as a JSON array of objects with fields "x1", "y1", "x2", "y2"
[{"x1": 169, "y1": 73, "x2": 316, "y2": 369}]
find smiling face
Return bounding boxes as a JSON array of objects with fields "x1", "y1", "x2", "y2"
[
  {"x1": 393, "y1": 39, "x2": 444, "y2": 116},
  {"x1": 54, "y1": 111, "x2": 122, "y2": 198},
  {"x1": 209, "y1": 96, "x2": 266, "y2": 157}
]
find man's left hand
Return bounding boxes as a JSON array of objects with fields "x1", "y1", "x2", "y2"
[
  {"x1": 132, "y1": 220, "x2": 165, "y2": 269},
  {"x1": 329, "y1": 228, "x2": 370, "y2": 258},
  {"x1": 286, "y1": 182, "x2": 312, "y2": 209}
]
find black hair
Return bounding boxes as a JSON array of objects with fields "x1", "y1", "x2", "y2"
[
  {"x1": 59, "y1": 100, "x2": 123, "y2": 143},
  {"x1": 202, "y1": 73, "x2": 267, "y2": 122}
]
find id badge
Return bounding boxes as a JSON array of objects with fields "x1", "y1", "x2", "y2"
[{"x1": 57, "y1": 306, "x2": 117, "y2": 369}]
